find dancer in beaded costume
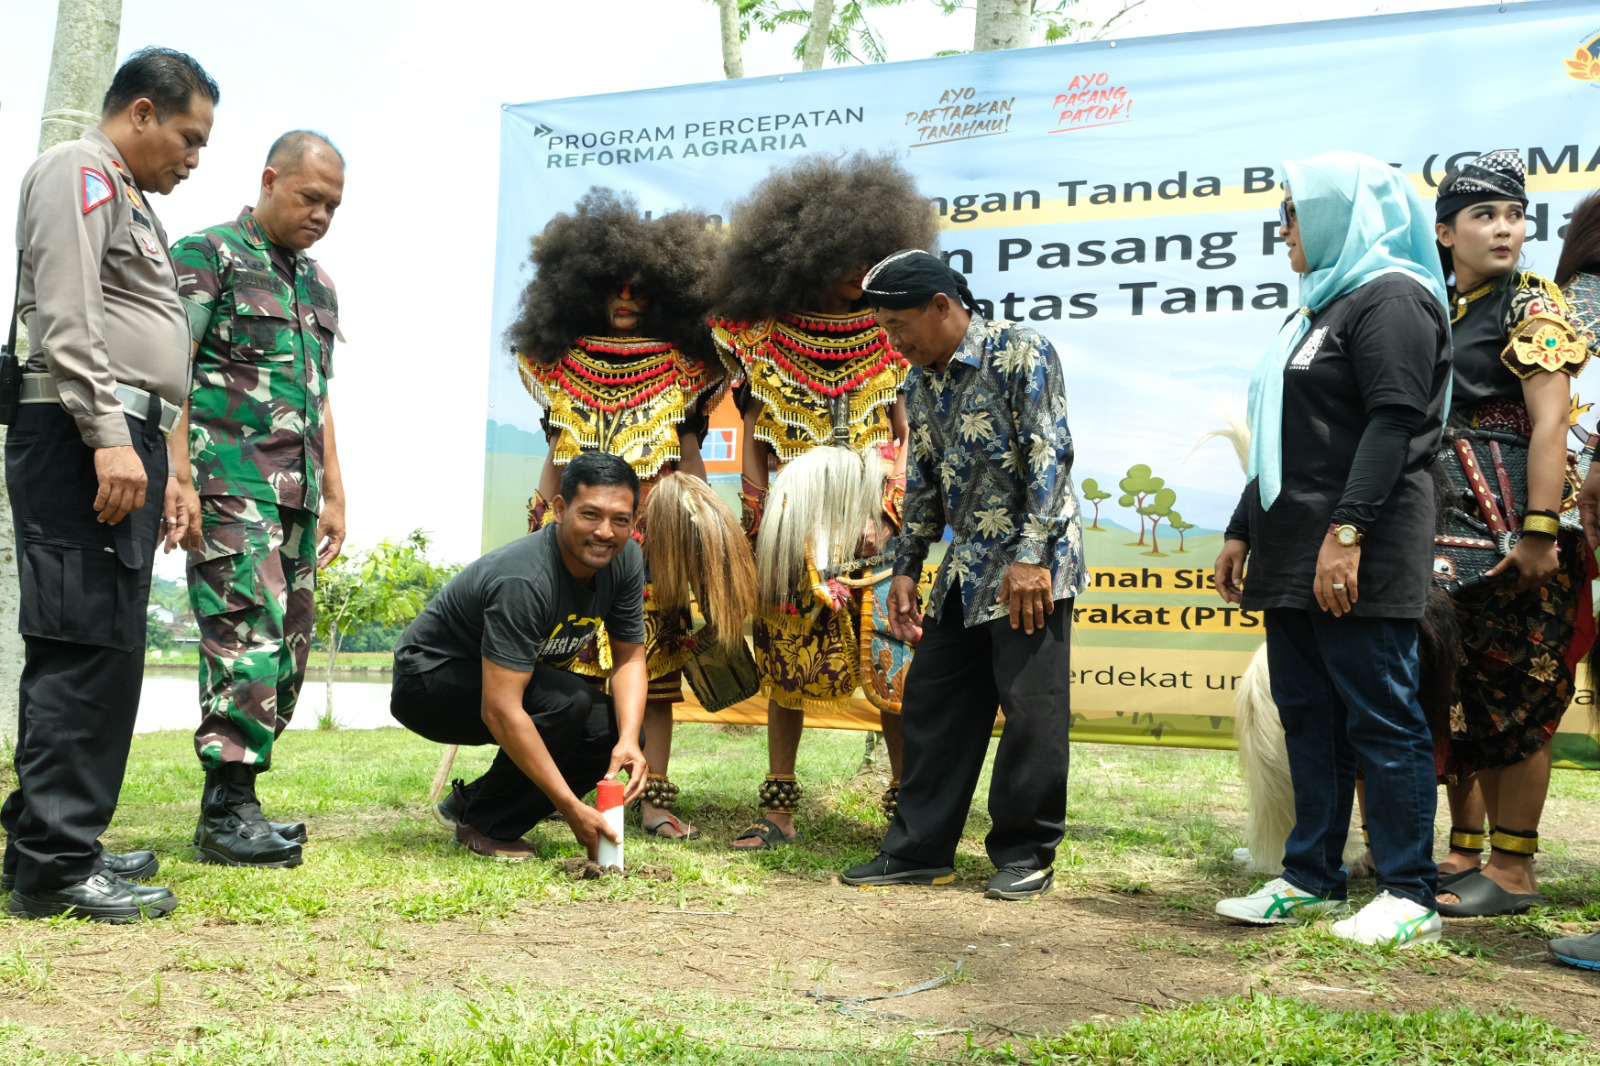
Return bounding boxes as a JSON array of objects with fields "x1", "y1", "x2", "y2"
[
  {"x1": 506, "y1": 188, "x2": 729, "y2": 839},
  {"x1": 707, "y1": 153, "x2": 938, "y2": 848},
  {"x1": 1428, "y1": 153, "x2": 1595, "y2": 917}
]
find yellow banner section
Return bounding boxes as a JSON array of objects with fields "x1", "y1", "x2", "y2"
[
  {"x1": 670, "y1": 650, "x2": 1600, "y2": 767},
  {"x1": 1071, "y1": 601, "x2": 1264, "y2": 634},
  {"x1": 1084, "y1": 566, "x2": 1221, "y2": 596},
  {"x1": 1070, "y1": 646, "x2": 1256, "y2": 718}
]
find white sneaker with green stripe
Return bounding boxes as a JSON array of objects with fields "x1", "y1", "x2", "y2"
[
  {"x1": 1330, "y1": 891, "x2": 1441, "y2": 948},
  {"x1": 1215, "y1": 877, "x2": 1348, "y2": 925}
]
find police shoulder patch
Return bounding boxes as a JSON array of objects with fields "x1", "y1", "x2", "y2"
[{"x1": 81, "y1": 166, "x2": 114, "y2": 214}]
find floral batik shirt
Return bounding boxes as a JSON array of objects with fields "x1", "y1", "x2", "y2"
[{"x1": 893, "y1": 315, "x2": 1088, "y2": 626}]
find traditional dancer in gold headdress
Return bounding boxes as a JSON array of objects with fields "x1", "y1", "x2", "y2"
[
  {"x1": 507, "y1": 188, "x2": 735, "y2": 838},
  {"x1": 708, "y1": 153, "x2": 938, "y2": 848}
]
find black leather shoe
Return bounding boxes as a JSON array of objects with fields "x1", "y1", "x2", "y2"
[
  {"x1": 194, "y1": 767, "x2": 303, "y2": 868},
  {"x1": 8, "y1": 871, "x2": 178, "y2": 923},
  {"x1": 1, "y1": 850, "x2": 157, "y2": 893},
  {"x1": 107, "y1": 850, "x2": 159, "y2": 882}
]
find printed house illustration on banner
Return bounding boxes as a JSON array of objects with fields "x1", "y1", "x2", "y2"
[{"x1": 700, "y1": 392, "x2": 741, "y2": 472}]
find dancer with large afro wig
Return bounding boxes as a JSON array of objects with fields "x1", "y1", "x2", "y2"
[
  {"x1": 708, "y1": 152, "x2": 939, "y2": 850},
  {"x1": 503, "y1": 187, "x2": 731, "y2": 841}
]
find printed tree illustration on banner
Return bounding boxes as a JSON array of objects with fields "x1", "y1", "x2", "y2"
[
  {"x1": 1168, "y1": 511, "x2": 1194, "y2": 553},
  {"x1": 1118, "y1": 464, "x2": 1164, "y2": 545},
  {"x1": 1080, "y1": 477, "x2": 1111, "y2": 530},
  {"x1": 1137, "y1": 487, "x2": 1178, "y2": 557}
]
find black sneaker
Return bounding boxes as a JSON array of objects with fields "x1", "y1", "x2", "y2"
[
  {"x1": 839, "y1": 853, "x2": 955, "y2": 887},
  {"x1": 434, "y1": 779, "x2": 469, "y2": 830},
  {"x1": 985, "y1": 864, "x2": 1054, "y2": 900}
]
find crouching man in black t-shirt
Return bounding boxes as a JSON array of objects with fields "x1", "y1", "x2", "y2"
[{"x1": 391, "y1": 452, "x2": 649, "y2": 860}]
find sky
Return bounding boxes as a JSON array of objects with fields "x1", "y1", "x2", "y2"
[{"x1": 0, "y1": 0, "x2": 1497, "y2": 575}]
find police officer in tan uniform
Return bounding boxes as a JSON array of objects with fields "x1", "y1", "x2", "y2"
[{"x1": 2, "y1": 47, "x2": 218, "y2": 922}]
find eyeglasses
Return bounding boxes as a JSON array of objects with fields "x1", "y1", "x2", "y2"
[{"x1": 1278, "y1": 199, "x2": 1297, "y2": 229}]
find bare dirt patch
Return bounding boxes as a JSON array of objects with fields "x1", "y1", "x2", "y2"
[
  {"x1": 6, "y1": 872, "x2": 1600, "y2": 1060},
  {"x1": 559, "y1": 857, "x2": 675, "y2": 881}
]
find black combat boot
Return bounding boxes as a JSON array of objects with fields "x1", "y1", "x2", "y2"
[
  {"x1": 194, "y1": 765, "x2": 303, "y2": 868},
  {"x1": 271, "y1": 818, "x2": 309, "y2": 845},
  {"x1": 248, "y1": 770, "x2": 308, "y2": 844}
]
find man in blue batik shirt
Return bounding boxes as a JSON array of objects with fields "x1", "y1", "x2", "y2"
[{"x1": 841, "y1": 250, "x2": 1087, "y2": 901}]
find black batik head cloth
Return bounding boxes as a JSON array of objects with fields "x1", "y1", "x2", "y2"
[
  {"x1": 862, "y1": 249, "x2": 984, "y2": 315},
  {"x1": 1435, "y1": 149, "x2": 1528, "y2": 222}
]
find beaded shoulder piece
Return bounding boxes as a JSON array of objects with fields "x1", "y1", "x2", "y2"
[
  {"x1": 1500, "y1": 271, "x2": 1589, "y2": 380},
  {"x1": 710, "y1": 310, "x2": 907, "y2": 460},
  {"x1": 1563, "y1": 272, "x2": 1600, "y2": 361},
  {"x1": 519, "y1": 336, "x2": 722, "y2": 479}
]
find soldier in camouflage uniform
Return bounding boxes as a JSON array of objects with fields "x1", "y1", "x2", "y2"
[{"x1": 168, "y1": 131, "x2": 347, "y2": 868}]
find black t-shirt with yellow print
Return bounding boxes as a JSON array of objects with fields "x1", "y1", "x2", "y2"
[{"x1": 395, "y1": 525, "x2": 645, "y2": 676}]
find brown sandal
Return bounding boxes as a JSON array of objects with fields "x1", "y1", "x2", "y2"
[{"x1": 641, "y1": 810, "x2": 699, "y2": 840}]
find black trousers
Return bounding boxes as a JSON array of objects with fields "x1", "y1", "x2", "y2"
[
  {"x1": 881, "y1": 584, "x2": 1073, "y2": 871},
  {"x1": 2, "y1": 402, "x2": 165, "y2": 893},
  {"x1": 390, "y1": 661, "x2": 617, "y2": 840}
]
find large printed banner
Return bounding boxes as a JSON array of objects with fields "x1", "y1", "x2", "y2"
[{"x1": 486, "y1": 1, "x2": 1600, "y2": 766}]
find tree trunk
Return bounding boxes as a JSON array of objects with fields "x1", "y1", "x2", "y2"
[
  {"x1": 3, "y1": 0, "x2": 122, "y2": 749},
  {"x1": 38, "y1": 0, "x2": 123, "y2": 154},
  {"x1": 973, "y1": 0, "x2": 1032, "y2": 52},
  {"x1": 801, "y1": 0, "x2": 838, "y2": 71},
  {"x1": 717, "y1": 0, "x2": 744, "y2": 80},
  {"x1": 324, "y1": 636, "x2": 339, "y2": 727}
]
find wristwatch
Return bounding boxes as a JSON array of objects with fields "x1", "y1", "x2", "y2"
[{"x1": 1327, "y1": 522, "x2": 1363, "y2": 547}]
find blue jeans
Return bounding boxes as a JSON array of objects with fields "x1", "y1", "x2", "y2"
[{"x1": 1265, "y1": 608, "x2": 1438, "y2": 909}]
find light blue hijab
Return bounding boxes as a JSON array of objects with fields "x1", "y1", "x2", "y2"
[{"x1": 1246, "y1": 151, "x2": 1449, "y2": 508}]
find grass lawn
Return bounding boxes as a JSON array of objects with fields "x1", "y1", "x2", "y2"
[{"x1": 2, "y1": 723, "x2": 1598, "y2": 1064}]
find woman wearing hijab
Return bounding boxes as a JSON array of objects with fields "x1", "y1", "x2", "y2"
[
  {"x1": 1430, "y1": 152, "x2": 1593, "y2": 918},
  {"x1": 1212, "y1": 152, "x2": 1451, "y2": 947}
]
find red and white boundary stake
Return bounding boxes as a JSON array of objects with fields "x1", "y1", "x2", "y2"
[{"x1": 595, "y1": 779, "x2": 624, "y2": 870}]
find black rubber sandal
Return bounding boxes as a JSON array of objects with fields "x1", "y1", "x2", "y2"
[
  {"x1": 1435, "y1": 871, "x2": 1543, "y2": 917},
  {"x1": 731, "y1": 818, "x2": 795, "y2": 850}
]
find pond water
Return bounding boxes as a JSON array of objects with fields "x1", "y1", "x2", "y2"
[{"x1": 136, "y1": 668, "x2": 396, "y2": 733}]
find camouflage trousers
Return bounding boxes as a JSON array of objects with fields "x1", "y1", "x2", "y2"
[{"x1": 188, "y1": 496, "x2": 318, "y2": 769}]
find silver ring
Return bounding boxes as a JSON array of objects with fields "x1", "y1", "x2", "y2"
[{"x1": 1331, "y1": 583, "x2": 1346, "y2": 590}]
